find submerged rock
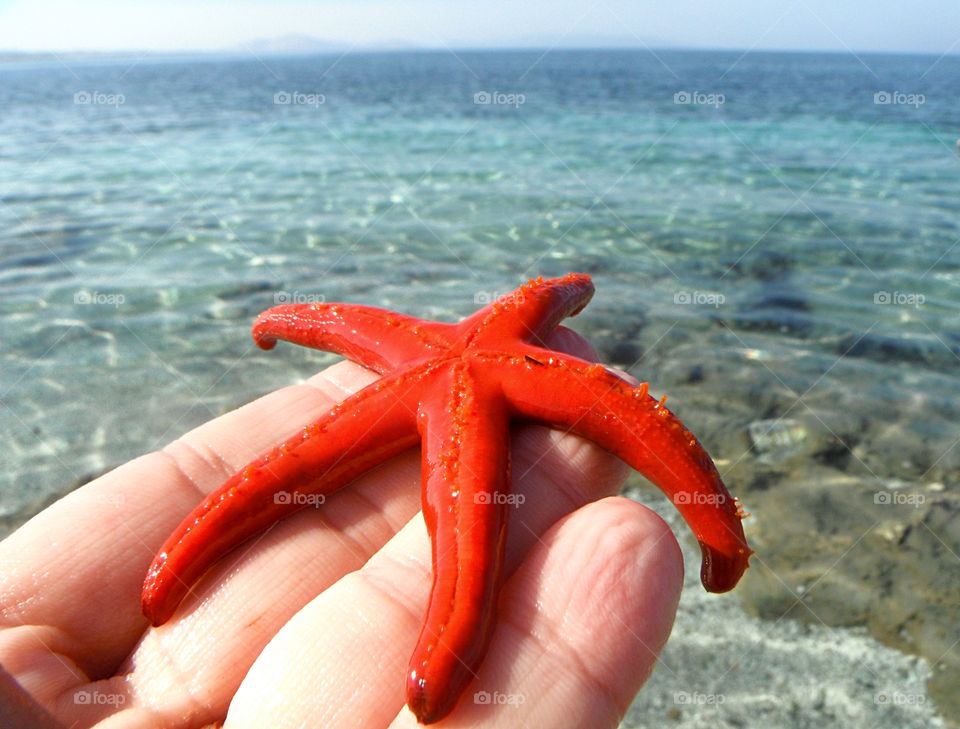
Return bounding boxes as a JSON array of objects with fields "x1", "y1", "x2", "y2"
[
  {"x1": 747, "y1": 418, "x2": 809, "y2": 465},
  {"x1": 621, "y1": 476, "x2": 945, "y2": 729},
  {"x1": 735, "y1": 469, "x2": 960, "y2": 725}
]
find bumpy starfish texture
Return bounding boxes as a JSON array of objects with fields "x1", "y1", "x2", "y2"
[{"x1": 141, "y1": 273, "x2": 751, "y2": 724}]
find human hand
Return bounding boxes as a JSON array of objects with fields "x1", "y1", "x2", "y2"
[{"x1": 0, "y1": 328, "x2": 683, "y2": 728}]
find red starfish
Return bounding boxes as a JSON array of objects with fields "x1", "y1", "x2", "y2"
[{"x1": 141, "y1": 272, "x2": 751, "y2": 724}]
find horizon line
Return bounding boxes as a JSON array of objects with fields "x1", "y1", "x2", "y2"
[{"x1": 1, "y1": 44, "x2": 958, "y2": 59}]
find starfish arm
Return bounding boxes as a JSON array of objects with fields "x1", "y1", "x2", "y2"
[
  {"x1": 491, "y1": 353, "x2": 751, "y2": 593},
  {"x1": 252, "y1": 304, "x2": 453, "y2": 374},
  {"x1": 406, "y1": 362, "x2": 510, "y2": 724},
  {"x1": 141, "y1": 368, "x2": 428, "y2": 626},
  {"x1": 460, "y1": 273, "x2": 595, "y2": 348}
]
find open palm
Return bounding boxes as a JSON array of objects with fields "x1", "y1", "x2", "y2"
[{"x1": 0, "y1": 329, "x2": 683, "y2": 728}]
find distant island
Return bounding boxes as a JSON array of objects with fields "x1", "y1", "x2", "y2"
[
  {"x1": 0, "y1": 34, "x2": 426, "y2": 63},
  {"x1": 239, "y1": 33, "x2": 354, "y2": 55},
  {"x1": 1, "y1": 33, "x2": 954, "y2": 63}
]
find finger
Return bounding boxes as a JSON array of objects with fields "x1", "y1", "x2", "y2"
[
  {"x1": 220, "y1": 437, "x2": 637, "y2": 728},
  {"x1": 43, "y1": 447, "x2": 424, "y2": 728},
  {"x1": 222, "y1": 497, "x2": 680, "y2": 729},
  {"x1": 0, "y1": 664, "x2": 63, "y2": 729},
  {"x1": 408, "y1": 498, "x2": 683, "y2": 727}
]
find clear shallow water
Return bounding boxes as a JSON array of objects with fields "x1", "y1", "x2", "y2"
[
  {"x1": 0, "y1": 47, "x2": 957, "y2": 726},
  {"x1": 2, "y1": 49, "x2": 958, "y2": 519}
]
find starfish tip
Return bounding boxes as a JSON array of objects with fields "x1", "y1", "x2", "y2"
[{"x1": 699, "y1": 542, "x2": 751, "y2": 593}]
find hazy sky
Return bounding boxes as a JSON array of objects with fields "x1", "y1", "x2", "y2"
[{"x1": 0, "y1": 0, "x2": 957, "y2": 54}]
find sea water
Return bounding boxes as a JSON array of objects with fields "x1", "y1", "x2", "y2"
[{"x1": 1, "y1": 49, "x2": 956, "y2": 726}]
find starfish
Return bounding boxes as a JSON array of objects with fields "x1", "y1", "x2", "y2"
[{"x1": 141, "y1": 272, "x2": 751, "y2": 724}]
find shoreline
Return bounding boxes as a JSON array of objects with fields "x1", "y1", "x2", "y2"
[{"x1": 621, "y1": 480, "x2": 946, "y2": 728}]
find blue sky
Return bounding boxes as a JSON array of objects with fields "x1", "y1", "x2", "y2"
[{"x1": 0, "y1": 0, "x2": 957, "y2": 54}]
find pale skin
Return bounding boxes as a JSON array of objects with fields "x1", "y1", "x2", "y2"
[{"x1": 0, "y1": 329, "x2": 684, "y2": 728}]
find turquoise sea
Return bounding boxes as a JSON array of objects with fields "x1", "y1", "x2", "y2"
[{"x1": 1, "y1": 49, "x2": 958, "y2": 726}]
